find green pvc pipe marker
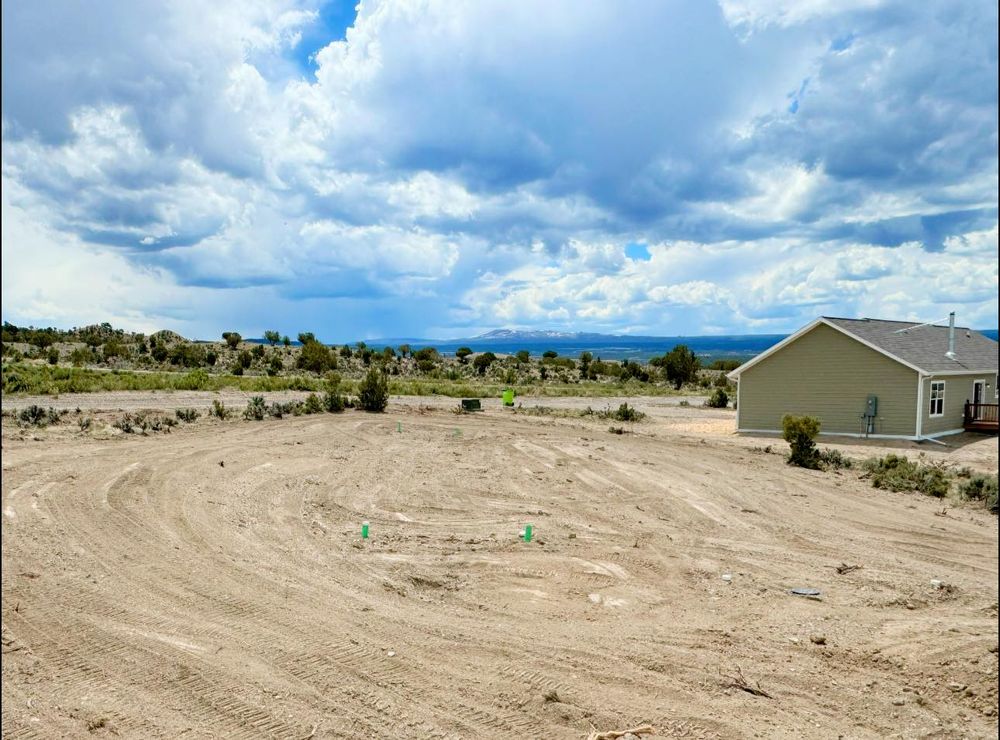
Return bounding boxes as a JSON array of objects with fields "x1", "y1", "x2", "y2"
[
  {"x1": 397, "y1": 421, "x2": 402, "y2": 433},
  {"x1": 361, "y1": 521, "x2": 370, "y2": 539},
  {"x1": 523, "y1": 523, "x2": 533, "y2": 542}
]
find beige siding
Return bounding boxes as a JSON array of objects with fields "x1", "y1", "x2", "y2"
[
  {"x1": 738, "y1": 323, "x2": 918, "y2": 436},
  {"x1": 921, "y1": 374, "x2": 991, "y2": 435}
]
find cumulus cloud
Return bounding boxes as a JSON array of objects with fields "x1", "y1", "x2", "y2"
[{"x1": 1, "y1": 0, "x2": 996, "y2": 339}]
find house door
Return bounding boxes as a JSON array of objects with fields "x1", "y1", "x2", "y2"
[{"x1": 973, "y1": 380, "x2": 985, "y2": 418}]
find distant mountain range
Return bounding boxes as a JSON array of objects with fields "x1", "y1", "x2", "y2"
[
  {"x1": 247, "y1": 327, "x2": 998, "y2": 362},
  {"x1": 476, "y1": 328, "x2": 608, "y2": 340},
  {"x1": 361, "y1": 326, "x2": 999, "y2": 362}
]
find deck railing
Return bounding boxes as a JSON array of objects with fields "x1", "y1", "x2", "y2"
[{"x1": 963, "y1": 401, "x2": 999, "y2": 426}]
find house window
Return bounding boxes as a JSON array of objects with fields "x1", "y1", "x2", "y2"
[{"x1": 929, "y1": 381, "x2": 945, "y2": 417}]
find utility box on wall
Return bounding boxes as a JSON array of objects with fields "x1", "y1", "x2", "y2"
[{"x1": 865, "y1": 395, "x2": 878, "y2": 417}]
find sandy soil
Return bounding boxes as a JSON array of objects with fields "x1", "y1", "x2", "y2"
[
  {"x1": 6, "y1": 389, "x2": 997, "y2": 470},
  {"x1": 2, "y1": 397, "x2": 997, "y2": 738}
]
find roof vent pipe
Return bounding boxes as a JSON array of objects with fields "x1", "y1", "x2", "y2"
[{"x1": 945, "y1": 312, "x2": 957, "y2": 360}]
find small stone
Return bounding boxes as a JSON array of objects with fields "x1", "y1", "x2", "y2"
[
  {"x1": 386, "y1": 651, "x2": 396, "y2": 658},
  {"x1": 892, "y1": 698, "x2": 905, "y2": 706},
  {"x1": 568, "y1": 533, "x2": 576, "y2": 539},
  {"x1": 810, "y1": 634, "x2": 827, "y2": 645},
  {"x1": 947, "y1": 682, "x2": 965, "y2": 692}
]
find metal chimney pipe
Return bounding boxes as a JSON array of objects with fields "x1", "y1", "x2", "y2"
[{"x1": 947, "y1": 311, "x2": 956, "y2": 359}]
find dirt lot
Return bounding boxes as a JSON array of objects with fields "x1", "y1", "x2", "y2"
[{"x1": 2, "y1": 396, "x2": 998, "y2": 738}]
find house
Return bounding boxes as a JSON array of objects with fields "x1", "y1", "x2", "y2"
[{"x1": 727, "y1": 315, "x2": 999, "y2": 440}]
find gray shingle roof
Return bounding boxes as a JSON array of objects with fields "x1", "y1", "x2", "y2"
[{"x1": 824, "y1": 317, "x2": 998, "y2": 373}]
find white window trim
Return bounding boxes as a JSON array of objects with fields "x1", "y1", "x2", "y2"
[{"x1": 929, "y1": 380, "x2": 945, "y2": 417}]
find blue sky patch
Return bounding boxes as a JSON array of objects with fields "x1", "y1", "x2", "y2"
[{"x1": 625, "y1": 242, "x2": 651, "y2": 261}]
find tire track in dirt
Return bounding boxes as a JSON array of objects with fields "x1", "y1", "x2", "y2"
[{"x1": 3, "y1": 408, "x2": 997, "y2": 738}]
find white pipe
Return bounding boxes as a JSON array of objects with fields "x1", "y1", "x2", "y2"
[
  {"x1": 946, "y1": 311, "x2": 956, "y2": 359},
  {"x1": 915, "y1": 373, "x2": 925, "y2": 438},
  {"x1": 918, "y1": 435, "x2": 949, "y2": 447},
  {"x1": 893, "y1": 316, "x2": 949, "y2": 334}
]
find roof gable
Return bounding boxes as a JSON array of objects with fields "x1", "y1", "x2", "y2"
[{"x1": 728, "y1": 317, "x2": 999, "y2": 378}]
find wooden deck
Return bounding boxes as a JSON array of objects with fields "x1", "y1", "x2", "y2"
[{"x1": 963, "y1": 402, "x2": 999, "y2": 433}]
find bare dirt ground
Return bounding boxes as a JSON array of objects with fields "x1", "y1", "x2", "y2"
[{"x1": 2, "y1": 396, "x2": 998, "y2": 738}]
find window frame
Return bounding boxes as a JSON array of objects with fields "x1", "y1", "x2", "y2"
[{"x1": 929, "y1": 380, "x2": 945, "y2": 417}]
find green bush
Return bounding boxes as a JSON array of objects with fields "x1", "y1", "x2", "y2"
[
  {"x1": 413, "y1": 347, "x2": 439, "y2": 363},
  {"x1": 47, "y1": 347, "x2": 60, "y2": 365},
  {"x1": 175, "y1": 408, "x2": 200, "y2": 423},
  {"x1": 210, "y1": 400, "x2": 231, "y2": 419},
  {"x1": 817, "y1": 448, "x2": 852, "y2": 469},
  {"x1": 114, "y1": 413, "x2": 136, "y2": 433},
  {"x1": 244, "y1": 396, "x2": 266, "y2": 421},
  {"x1": 614, "y1": 402, "x2": 643, "y2": 422},
  {"x1": 957, "y1": 474, "x2": 998, "y2": 503},
  {"x1": 103, "y1": 339, "x2": 127, "y2": 361},
  {"x1": 18, "y1": 405, "x2": 61, "y2": 426},
  {"x1": 168, "y1": 342, "x2": 205, "y2": 368},
  {"x1": 782, "y1": 414, "x2": 821, "y2": 469},
  {"x1": 357, "y1": 368, "x2": 389, "y2": 412},
  {"x1": 594, "y1": 402, "x2": 645, "y2": 422},
  {"x1": 267, "y1": 401, "x2": 297, "y2": 418},
  {"x1": 303, "y1": 393, "x2": 324, "y2": 414},
  {"x1": 473, "y1": 352, "x2": 497, "y2": 376},
  {"x1": 176, "y1": 369, "x2": 210, "y2": 390},
  {"x1": 324, "y1": 390, "x2": 345, "y2": 412},
  {"x1": 861, "y1": 454, "x2": 949, "y2": 497},
  {"x1": 706, "y1": 388, "x2": 728, "y2": 408},
  {"x1": 268, "y1": 354, "x2": 284, "y2": 376},
  {"x1": 297, "y1": 341, "x2": 336, "y2": 374},
  {"x1": 662, "y1": 344, "x2": 700, "y2": 389},
  {"x1": 708, "y1": 359, "x2": 741, "y2": 371}
]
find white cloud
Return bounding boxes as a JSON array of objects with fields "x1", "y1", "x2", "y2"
[{"x1": 1, "y1": 0, "x2": 997, "y2": 338}]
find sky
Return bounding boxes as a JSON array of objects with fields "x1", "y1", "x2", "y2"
[{"x1": 1, "y1": 0, "x2": 997, "y2": 342}]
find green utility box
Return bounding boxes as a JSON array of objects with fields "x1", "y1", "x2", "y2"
[
  {"x1": 502, "y1": 389, "x2": 515, "y2": 406},
  {"x1": 461, "y1": 399, "x2": 483, "y2": 412}
]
